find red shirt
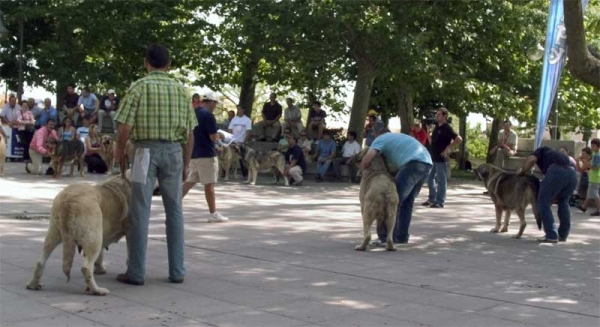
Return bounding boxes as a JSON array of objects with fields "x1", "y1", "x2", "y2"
[{"x1": 411, "y1": 127, "x2": 428, "y2": 145}]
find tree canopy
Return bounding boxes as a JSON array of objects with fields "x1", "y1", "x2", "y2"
[{"x1": 0, "y1": 0, "x2": 598, "y2": 135}]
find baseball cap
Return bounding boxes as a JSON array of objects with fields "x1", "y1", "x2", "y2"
[
  {"x1": 107, "y1": 89, "x2": 116, "y2": 95},
  {"x1": 203, "y1": 91, "x2": 221, "y2": 103},
  {"x1": 367, "y1": 109, "x2": 378, "y2": 116}
]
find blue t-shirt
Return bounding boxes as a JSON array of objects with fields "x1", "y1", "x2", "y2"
[
  {"x1": 36, "y1": 107, "x2": 58, "y2": 128},
  {"x1": 318, "y1": 139, "x2": 336, "y2": 158},
  {"x1": 370, "y1": 133, "x2": 432, "y2": 167},
  {"x1": 78, "y1": 93, "x2": 98, "y2": 110},
  {"x1": 192, "y1": 107, "x2": 218, "y2": 159}
]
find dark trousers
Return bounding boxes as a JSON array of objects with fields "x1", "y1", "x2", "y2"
[
  {"x1": 85, "y1": 153, "x2": 108, "y2": 174},
  {"x1": 17, "y1": 130, "x2": 34, "y2": 161},
  {"x1": 239, "y1": 158, "x2": 248, "y2": 178},
  {"x1": 538, "y1": 164, "x2": 578, "y2": 240}
]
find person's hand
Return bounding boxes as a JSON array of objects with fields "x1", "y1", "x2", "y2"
[
  {"x1": 182, "y1": 165, "x2": 189, "y2": 182},
  {"x1": 114, "y1": 147, "x2": 125, "y2": 163},
  {"x1": 441, "y1": 148, "x2": 450, "y2": 158}
]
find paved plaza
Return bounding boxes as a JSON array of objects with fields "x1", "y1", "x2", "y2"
[{"x1": 0, "y1": 162, "x2": 599, "y2": 327}]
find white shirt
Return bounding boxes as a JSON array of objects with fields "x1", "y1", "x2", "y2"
[
  {"x1": 342, "y1": 140, "x2": 361, "y2": 158},
  {"x1": 284, "y1": 105, "x2": 302, "y2": 121},
  {"x1": 1, "y1": 103, "x2": 22, "y2": 124},
  {"x1": 77, "y1": 126, "x2": 89, "y2": 152},
  {"x1": 228, "y1": 115, "x2": 252, "y2": 143}
]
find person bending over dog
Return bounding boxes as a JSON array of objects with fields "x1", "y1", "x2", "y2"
[
  {"x1": 518, "y1": 146, "x2": 578, "y2": 243},
  {"x1": 360, "y1": 126, "x2": 432, "y2": 245},
  {"x1": 182, "y1": 92, "x2": 229, "y2": 223},
  {"x1": 27, "y1": 119, "x2": 58, "y2": 175}
]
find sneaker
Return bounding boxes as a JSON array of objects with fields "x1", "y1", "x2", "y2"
[
  {"x1": 45, "y1": 167, "x2": 54, "y2": 175},
  {"x1": 537, "y1": 237, "x2": 558, "y2": 243},
  {"x1": 421, "y1": 201, "x2": 431, "y2": 206},
  {"x1": 590, "y1": 211, "x2": 600, "y2": 217},
  {"x1": 25, "y1": 163, "x2": 31, "y2": 174},
  {"x1": 207, "y1": 212, "x2": 229, "y2": 223},
  {"x1": 430, "y1": 203, "x2": 444, "y2": 208},
  {"x1": 370, "y1": 240, "x2": 386, "y2": 248}
]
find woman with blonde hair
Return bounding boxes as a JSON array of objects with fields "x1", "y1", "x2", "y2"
[{"x1": 84, "y1": 124, "x2": 108, "y2": 173}]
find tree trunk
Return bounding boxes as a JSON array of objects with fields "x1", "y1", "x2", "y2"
[
  {"x1": 486, "y1": 117, "x2": 502, "y2": 164},
  {"x1": 396, "y1": 84, "x2": 413, "y2": 135},
  {"x1": 564, "y1": 0, "x2": 600, "y2": 90},
  {"x1": 348, "y1": 63, "x2": 375, "y2": 142},
  {"x1": 458, "y1": 115, "x2": 468, "y2": 170},
  {"x1": 238, "y1": 56, "x2": 259, "y2": 120},
  {"x1": 56, "y1": 80, "x2": 68, "y2": 112}
]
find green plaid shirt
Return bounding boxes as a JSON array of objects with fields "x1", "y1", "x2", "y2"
[{"x1": 115, "y1": 71, "x2": 196, "y2": 143}]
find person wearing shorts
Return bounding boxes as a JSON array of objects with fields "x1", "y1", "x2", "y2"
[{"x1": 182, "y1": 92, "x2": 229, "y2": 223}]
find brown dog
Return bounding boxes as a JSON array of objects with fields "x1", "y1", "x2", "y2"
[
  {"x1": 99, "y1": 135, "x2": 115, "y2": 175},
  {"x1": 47, "y1": 138, "x2": 85, "y2": 179}
]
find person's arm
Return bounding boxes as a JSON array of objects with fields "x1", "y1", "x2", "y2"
[
  {"x1": 441, "y1": 135, "x2": 463, "y2": 158},
  {"x1": 518, "y1": 155, "x2": 538, "y2": 175},
  {"x1": 115, "y1": 123, "x2": 132, "y2": 161},
  {"x1": 93, "y1": 96, "x2": 100, "y2": 114},
  {"x1": 85, "y1": 137, "x2": 99, "y2": 153},
  {"x1": 592, "y1": 155, "x2": 600, "y2": 171},
  {"x1": 182, "y1": 132, "x2": 193, "y2": 181},
  {"x1": 360, "y1": 148, "x2": 378, "y2": 170}
]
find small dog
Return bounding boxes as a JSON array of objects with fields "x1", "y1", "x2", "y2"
[
  {"x1": 26, "y1": 173, "x2": 132, "y2": 295},
  {"x1": 352, "y1": 149, "x2": 399, "y2": 252},
  {"x1": 99, "y1": 135, "x2": 115, "y2": 174},
  {"x1": 475, "y1": 163, "x2": 541, "y2": 239},
  {"x1": 47, "y1": 138, "x2": 85, "y2": 179},
  {"x1": 0, "y1": 134, "x2": 6, "y2": 175},
  {"x1": 217, "y1": 144, "x2": 239, "y2": 181},
  {"x1": 234, "y1": 144, "x2": 288, "y2": 186}
]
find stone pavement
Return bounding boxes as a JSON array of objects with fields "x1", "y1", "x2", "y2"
[{"x1": 0, "y1": 161, "x2": 599, "y2": 327}]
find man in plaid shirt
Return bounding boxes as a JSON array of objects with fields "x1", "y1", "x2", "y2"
[{"x1": 114, "y1": 44, "x2": 197, "y2": 286}]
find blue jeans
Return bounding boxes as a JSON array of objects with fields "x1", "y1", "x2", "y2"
[
  {"x1": 379, "y1": 161, "x2": 432, "y2": 243},
  {"x1": 126, "y1": 141, "x2": 185, "y2": 282},
  {"x1": 537, "y1": 164, "x2": 578, "y2": 240},
  {"x1": 428, "y1": 162, "x2": 448, "y2": 205},
  {"x1": 317, "y1": 158, "x2": 333, "y2": 177}
]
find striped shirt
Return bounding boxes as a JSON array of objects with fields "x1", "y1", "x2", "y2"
[{"x1": 115, "y1": 71, "x2": 196, "y2": 143}]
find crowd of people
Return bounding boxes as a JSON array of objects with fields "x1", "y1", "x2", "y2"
[{"x1": 0, "y1": 84, "x2": 121, "y2": 175}]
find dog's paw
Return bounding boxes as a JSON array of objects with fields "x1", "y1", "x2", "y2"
[
  {"x1": 386, "y1": 246, "x2": 397, "y2": 252},
  {"x1": 354, "y1": 245, "x2": 367, "y2": 251},
  {"x1": 85, "y1": 286, "x2": 110, "y2": 296},
  {"x1": 500, "y1": 227, "x2": 508, "y2": 233},
  {"x1": 26, "y1": 282, "x2": 42, "y2": 290},
  {"x1": 489, "y1": 227, "x2": 500, "y2": 233},
  {"x1": 94, "y1": 266, "x2": 107, "y2": 275}
]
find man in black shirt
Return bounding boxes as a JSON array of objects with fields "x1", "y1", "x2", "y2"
[
  {"x1": 423, "y1": 107, "x2": 462, "y2": 208},
  {"x1": 61, "y1": 84, "x2": 80, "y2": 126},
  {"x1": 518, "y1": 146, "x2": 577, "y2": 243},
  {"x1": 307, "y1": 101, "x2": 327, "y2": 140},
  {"x1": 256, "y1": 92, "x2": 282, "y2": 141},
  {"x1": 284, "y1": 134, "x2": 306, "y2": 186}
]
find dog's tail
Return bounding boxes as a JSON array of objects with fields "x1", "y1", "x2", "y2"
[{"x1": 527, "y1": 175, "x2": 542, "y2": 230}]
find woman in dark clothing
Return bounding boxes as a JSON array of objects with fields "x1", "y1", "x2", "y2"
[{"x1": 84, "y1": 124, "x2": 108, "y2": 174}]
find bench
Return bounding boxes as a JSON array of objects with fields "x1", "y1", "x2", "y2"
[{"x1": 502, "y1": 138, "x2": 585, "y2": 171}]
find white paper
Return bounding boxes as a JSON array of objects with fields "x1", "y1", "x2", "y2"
[
  {"x1": 131, "y1": 148, "x2": 150, "y2": 184},
  {"x1": 217, "y1": 129, "x2": 235, "y2": 146}
]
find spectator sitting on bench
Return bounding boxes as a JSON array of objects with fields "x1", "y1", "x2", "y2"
[
  {"x1": 332, "y1": 131, "x2": 361, "y2": 182},
  {"x1": 299, "y1": 131, "x2": 313, "y2": 162},
  {"x1": 277, "y1": 128, "x2": 292, "y2": 153},
  {"x1": 315, "y1": 130, "x2": 336, "y2": 182},
  {"x1": 489, "y1": 120, "x2": 517, "y2": 168}
]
